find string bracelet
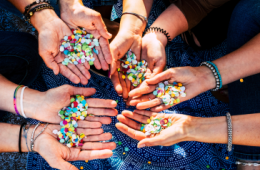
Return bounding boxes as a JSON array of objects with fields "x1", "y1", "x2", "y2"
[
  {"x1": 122, "y1": 12, "x2": 148, "y2": 23},
  {"x1": 30, "y1": 123, "x2": 49, "y2": 152},
  {"x1": 24, "y1": 4, "x2": 54, "y2": 23},
  {"x1": 19, "y1": 122, "x2": 27, "y2": 153},
  {"x1": 23, "y1": 0, "x2": 50, "y2": 17},
  {"x1": 22, "y1": 122, "x2": 32, "y2": 152},
  {"x1": 20, "y1": 86, "x2": 28, "y2": 118},
  {"x1": 143, "y1": 27, "x2": 171, "y2": 44},
  {"x1": 200, "y1": 61, "x2": 222, "y2": 91},
  {"x1": 14, "y1": 85, "x2": 24, "y2": 116}
]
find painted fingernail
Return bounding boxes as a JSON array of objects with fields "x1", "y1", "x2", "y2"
[{"x1": 138, "y1": 144, "x2": 146, "y2": 148}]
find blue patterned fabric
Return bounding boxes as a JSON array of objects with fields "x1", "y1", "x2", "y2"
[{"x1": 26, "y1": 1, "x2": 236, "y2": 169}]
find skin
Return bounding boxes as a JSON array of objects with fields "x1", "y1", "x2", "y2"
[
  {"x1": 8, "y1": 0, "x2": 112, "y2": 85},
  {"x1": 0, "y1": 123, "x2": 116, "y2": 170}
]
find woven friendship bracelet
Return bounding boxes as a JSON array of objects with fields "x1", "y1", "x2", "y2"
[
  {"x1": 23, "y1": 0, "x2": 50, "y2": 17},
  {"x1": 200, "y1": 61, "x2": 222, "y2": 91},
  {"x1": 144, "y1": 27, "x2": 171, "y2": 44},
  {"x1": 24, "y1": 4, "x2": 54, "y2": 23},
  {"x1": 14, "y1": 85, "x2": 25, "y2": 116}
]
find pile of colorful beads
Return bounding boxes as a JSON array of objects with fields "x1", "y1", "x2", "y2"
[
  {"x1": 59, "y1": 28, "x2": 99, "y2": 66},
  {"x1": 118, "y1": 50, "x2": 147, "y2": 87},
  {"x1": 140, "y1": 116, "x2": 172, "y2": 136},
  {"x1": 53, "y1": 95, "x2": 88, "y2": 147},
  {"x1": 153, "y1": 81, "x2": 186, "y2": 106}
]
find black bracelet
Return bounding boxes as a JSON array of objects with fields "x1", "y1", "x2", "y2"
[
  {"x1": 143, "y1": 27, "x2": 171, "y2": 44},
  {"x1": 19, "y1": 122, "x2": 27, "y2": 154},
  {"x1": 23, "y1": 0, "x2": 50, "y2": 16},
  {"x1": 24, "y1": 4, "x2": 54, "y2": 23}
]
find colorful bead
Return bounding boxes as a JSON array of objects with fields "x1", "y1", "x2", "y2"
[
  {"x1": 60, "y1": 28, "x2": 97, "y2": 66},
  {"x1": 141, "y1": 117, "x2": 172, "y2": 137}
]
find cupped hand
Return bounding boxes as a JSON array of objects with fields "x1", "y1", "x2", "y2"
[
  {"x1": 128, "y1": 66, "x2": 215, "y2": 112},
  {"x1": 60, "y1": 0, "x2": 112, "y2": 71},
  {"x1": 34, "y1": 124, "x2": 116, "y2": 170},
  {"x1": 116, "y1": 110, "x2": 195, "y2": 147},
  {"x1": 141, "y1": 32, "x2": 166, "y2": 79},
  {"x1": 110, "y1": 31, "x2": 142, "y2": 101},
  {"x1": 28, "y1": 85, "x2": 117, "y2": 123}
]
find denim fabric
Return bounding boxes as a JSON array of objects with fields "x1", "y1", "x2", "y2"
[
  {"x1": 0, "y1": 31, "x2": 43, "y2": 85},
  {"x1": 227, "y1": 0, "x2": 260, "y2": 161}
]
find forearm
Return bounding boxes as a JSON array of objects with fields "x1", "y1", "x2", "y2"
[
  {"x1": 149, "y1": 4, "x2": 188, "y2": 46},
  {"x1": 120, "y1": 0, "x2": 154, "y2": 35},
  {"x1": 0, "y1": 123, "x2": 35, "y2": 152},
  {"x1": 0, "y1": 75, "x2": 44, "y2": 118},
  {"x1": 191, "y1": 113, "x2": 260, "y2": 146}
]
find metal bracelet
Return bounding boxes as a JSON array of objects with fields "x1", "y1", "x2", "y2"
[
  {"x1": 122, "y1": 12, "x2": 148, "y2": 23},
  {"x1": 30, "y1": 123, "x2": 49, "y2": 152},
  {"x1": 200, "y1": 61, "x2": 221, "y2": 91},
  {"x1": 236, "y1": 161, "x2": 260, "y2": 166},
  {"x1": 226, "y1": 112, "x2": 232, "y2": 152}
]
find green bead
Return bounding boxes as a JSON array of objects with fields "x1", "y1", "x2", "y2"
[
  {"x1": 89, "y1": 61, "x2": 94, "y2": 66},
  {"x1": 206, "y1": 165, "x2": 210, "y2": 169},
  {"x1": 70, "y1": 98, "x2": 75, "y2": 103},
  {"x1": 118, "y1": 141, "x2": 122, "y2": 145}
]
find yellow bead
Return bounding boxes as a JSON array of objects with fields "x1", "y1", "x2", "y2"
[
  {"x1": 72, "y1": 113, "x2": 76, "y2": 117},
  {"x1": 240, "y1": 79, "x2": 243, "y2": 83},
  {"x1": 138, "y1": 74, "x2": 142, "y2": 78},
  {"x1": 225, "y1": 156, "x2": 229, "y2": 160},
  {"x1": 171, "y1": 93, "x2": 175, "y2": 97},
  {"x1": 147, "y1": 119, "x2": 151, "y2": 123},
  {"x1": 85, "y1": 160, "x2": 88, "y2": 163},
  {"x1": 129, "y1": 65, "x2": 132, "y2": 69},
  {"x1": 72, "y1": 59, "x2": 75, "y2": 62},
  {"x1": 123, "y1": 152, "x2": 126, "y2": 155},
  {"x1": 125, "y1": 61, "x2": 129, "y2": 64},
  {"x1": 29, "y1": 12, "x2": 33, "y2": 16},
  {"x1": 71, "y1": 35, "x2": 75, "y2": 39},
  {"x1": 122, "y1": 75, "x2": 126, "y2": 79},
  {"x1": 80, "y1": 166, "x2": 83, "y2": 169},
  {"x1": 178, "y1": 83, "x2": 182, "y2": 86},
  {"x1": 148, "y1": 161, "x2": 151, "y2": 164}
]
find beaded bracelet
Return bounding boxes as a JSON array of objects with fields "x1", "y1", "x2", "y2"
[
  {"x1": 23, "y1": 0, "x2": 50, "y2": 17},
  {"x1": 14, "y1": 85, "x2": 24, "y2": 116},
  {"x1": 143, "y1": 27, "x2": 171, "y2": 44},
  {"x1": 226, "y1": 112, "x2": 233, "y2": 152},
  {"x1": 200, "y1": 61, "x2": 222, "y2": 91},
  {"x1": 24, "y1": 4, "x2": 54, "y2": 23}
]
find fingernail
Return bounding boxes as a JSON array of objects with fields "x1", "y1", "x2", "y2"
[{"x1": 138, "y1": 144, "x2": 146, "y2": 148}]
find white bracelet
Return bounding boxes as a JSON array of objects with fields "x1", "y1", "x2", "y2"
[{"x1": 20, "y1": 86, "x2": 28, "y2": 118}]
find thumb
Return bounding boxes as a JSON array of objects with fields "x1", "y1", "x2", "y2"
[
  {"x1": 137, "y1": 135, "x2": 164, "y2": 148},
  {"x1": 42, "y1": 53, "x2": 60, "y2": 75},
  {"x1": 55, "y1": 159, "x2": 78, "y2": 170}
]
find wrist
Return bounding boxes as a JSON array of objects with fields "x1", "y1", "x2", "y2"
[
  {"x1": 30, "y1": 8, "x2": 59, "y2": 32},
  {"x1": 143, "y1": 31, "x2": 168, "y2": 47},
  {"x1": 196, "y1": 66, "x2": 216, "y2": 92},
  {"x1": 119, "y1": 14, "x2": 146, "y2": 36}
]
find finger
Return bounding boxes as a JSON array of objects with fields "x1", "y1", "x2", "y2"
[
  {"x1": 133, "y1": 109, "x2": 158, "y2": 117},
  {"x1": 77, "y1": 149, "x2": 113, "y2": 160},
  {"x1": 93, "y1": 52, "x2": 102, "y2": 70},
  {"x1": 67, "y1": 63, "x2": 88, "y2": 84},
  {"x1": 115, "y1": 123, "x2": 146, "y2": 141},
  {"x1": 87, "y1": 108, "x2": 118, "y2": 116},
  {"x1": 117, "y1": 114, "x2": 142, "y2": 130},
  {"x1": 136, "y1": 98, "x2": 163, "y2": 110},
  {"x1": 66, "y1": 86, "x2": 96, "y2": 96},
  {"x1": 83, "y1": 133, "x2": 112, "y2": 142},
  {"x1": 111, "y1": 63, "x2": 123, "y2": 94},
  {"x1": 77, "y1": 120, "x2": 102, "y2": 128},
  {"x1": 58, "y1": 64, "x2": 80, "y2": 84},
  {"x1": 93, "y1": 17, "x2": 112, "y2": 39},
  {"x1": 85, "y1": 116, "x2": 112, "y2": 124},
  {"x1": 125, "y1": 78, "x2": 131, "y2": 99},
  {"x1": 130, "y1": 35, "x2": 142, "y2": 61},
  {"x1": 118, "y1": 72, "x2": 128, "y2": 100},
  {"x1": 95, "y1": 45, "x2": 109, "y2": 70},
  {"x1": 129, "y1": 93, "x2": 156, "y2": 106},
  {"x1": 129, "y1": 82, "x2": 157, "y2": 98},
  {"x1": 146, "y1": 70, "x2": 173, "y2": 85},
  {"x1": 75, "y1": 63, "x2": 91, "y2": 80},
  {"x1": 55, "y1": 159, "x2": 78, "y2": 170},
  {"x1": 85, "y1": 99, "x2": 117, "y2": 108},
  {"x1": 138, "y1": 135, "x2": 166, "y2": 148},
  {"x1": 150, "y1": 104, "x2": 172, "y2": 112},
  {"x1": 99, "y1": 37, "x2": 112, "y2": 64},
  {"x1": 42, "y1": 53, "x2": 60, "y2": 75},
  {"x1": 83, "y1": 60, "x2": 90, "y2": 70},
  {"x1": 81, "y1": 142, "x2": 116, "y2": 150},
  {"x1": 77, "y1": 128, "x2": 103, "y2": 135},
  {"x1": 152, "y1": 59, "x2": 165, "y2": 76},
  {"x1": 121, "y1": 110, "x2": 155, "y2": 124}
]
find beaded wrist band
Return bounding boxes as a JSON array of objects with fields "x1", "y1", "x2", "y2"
[
  {"x1": 14, "y1": 85, "x2": 24, "y2": 116},
  {"x1": 226, "y1": 112, "x2": 232, "y2": 152},
  {"x1": 200, "y1": 61, "x2": 222, "y2": 91},
  {"x1": 24, "y1": 4, "x2": 54, "y2": 23},
  {"x1": 23, "y1": 0, "x2": 50, "y2": 17},
  {"x1": 143, "y1": 27, "x2": 171, "y2": 44}
]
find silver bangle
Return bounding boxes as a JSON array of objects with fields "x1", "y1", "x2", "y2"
[
  {"x1": 122, "y1": 12, "x2": 148, "y2": 23},
  {"x1": 22, "y1": 122, "x2": 31, "y2": 152},
  {"x1": 226, "y1": 112, "x2": 232, "y2": 152},
  {"x1": 236, "y1": 161, "x2": 260, "y2": 166},
  {"x1": 30, "y1": 123, "x2": 49, "y2": 152}
]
